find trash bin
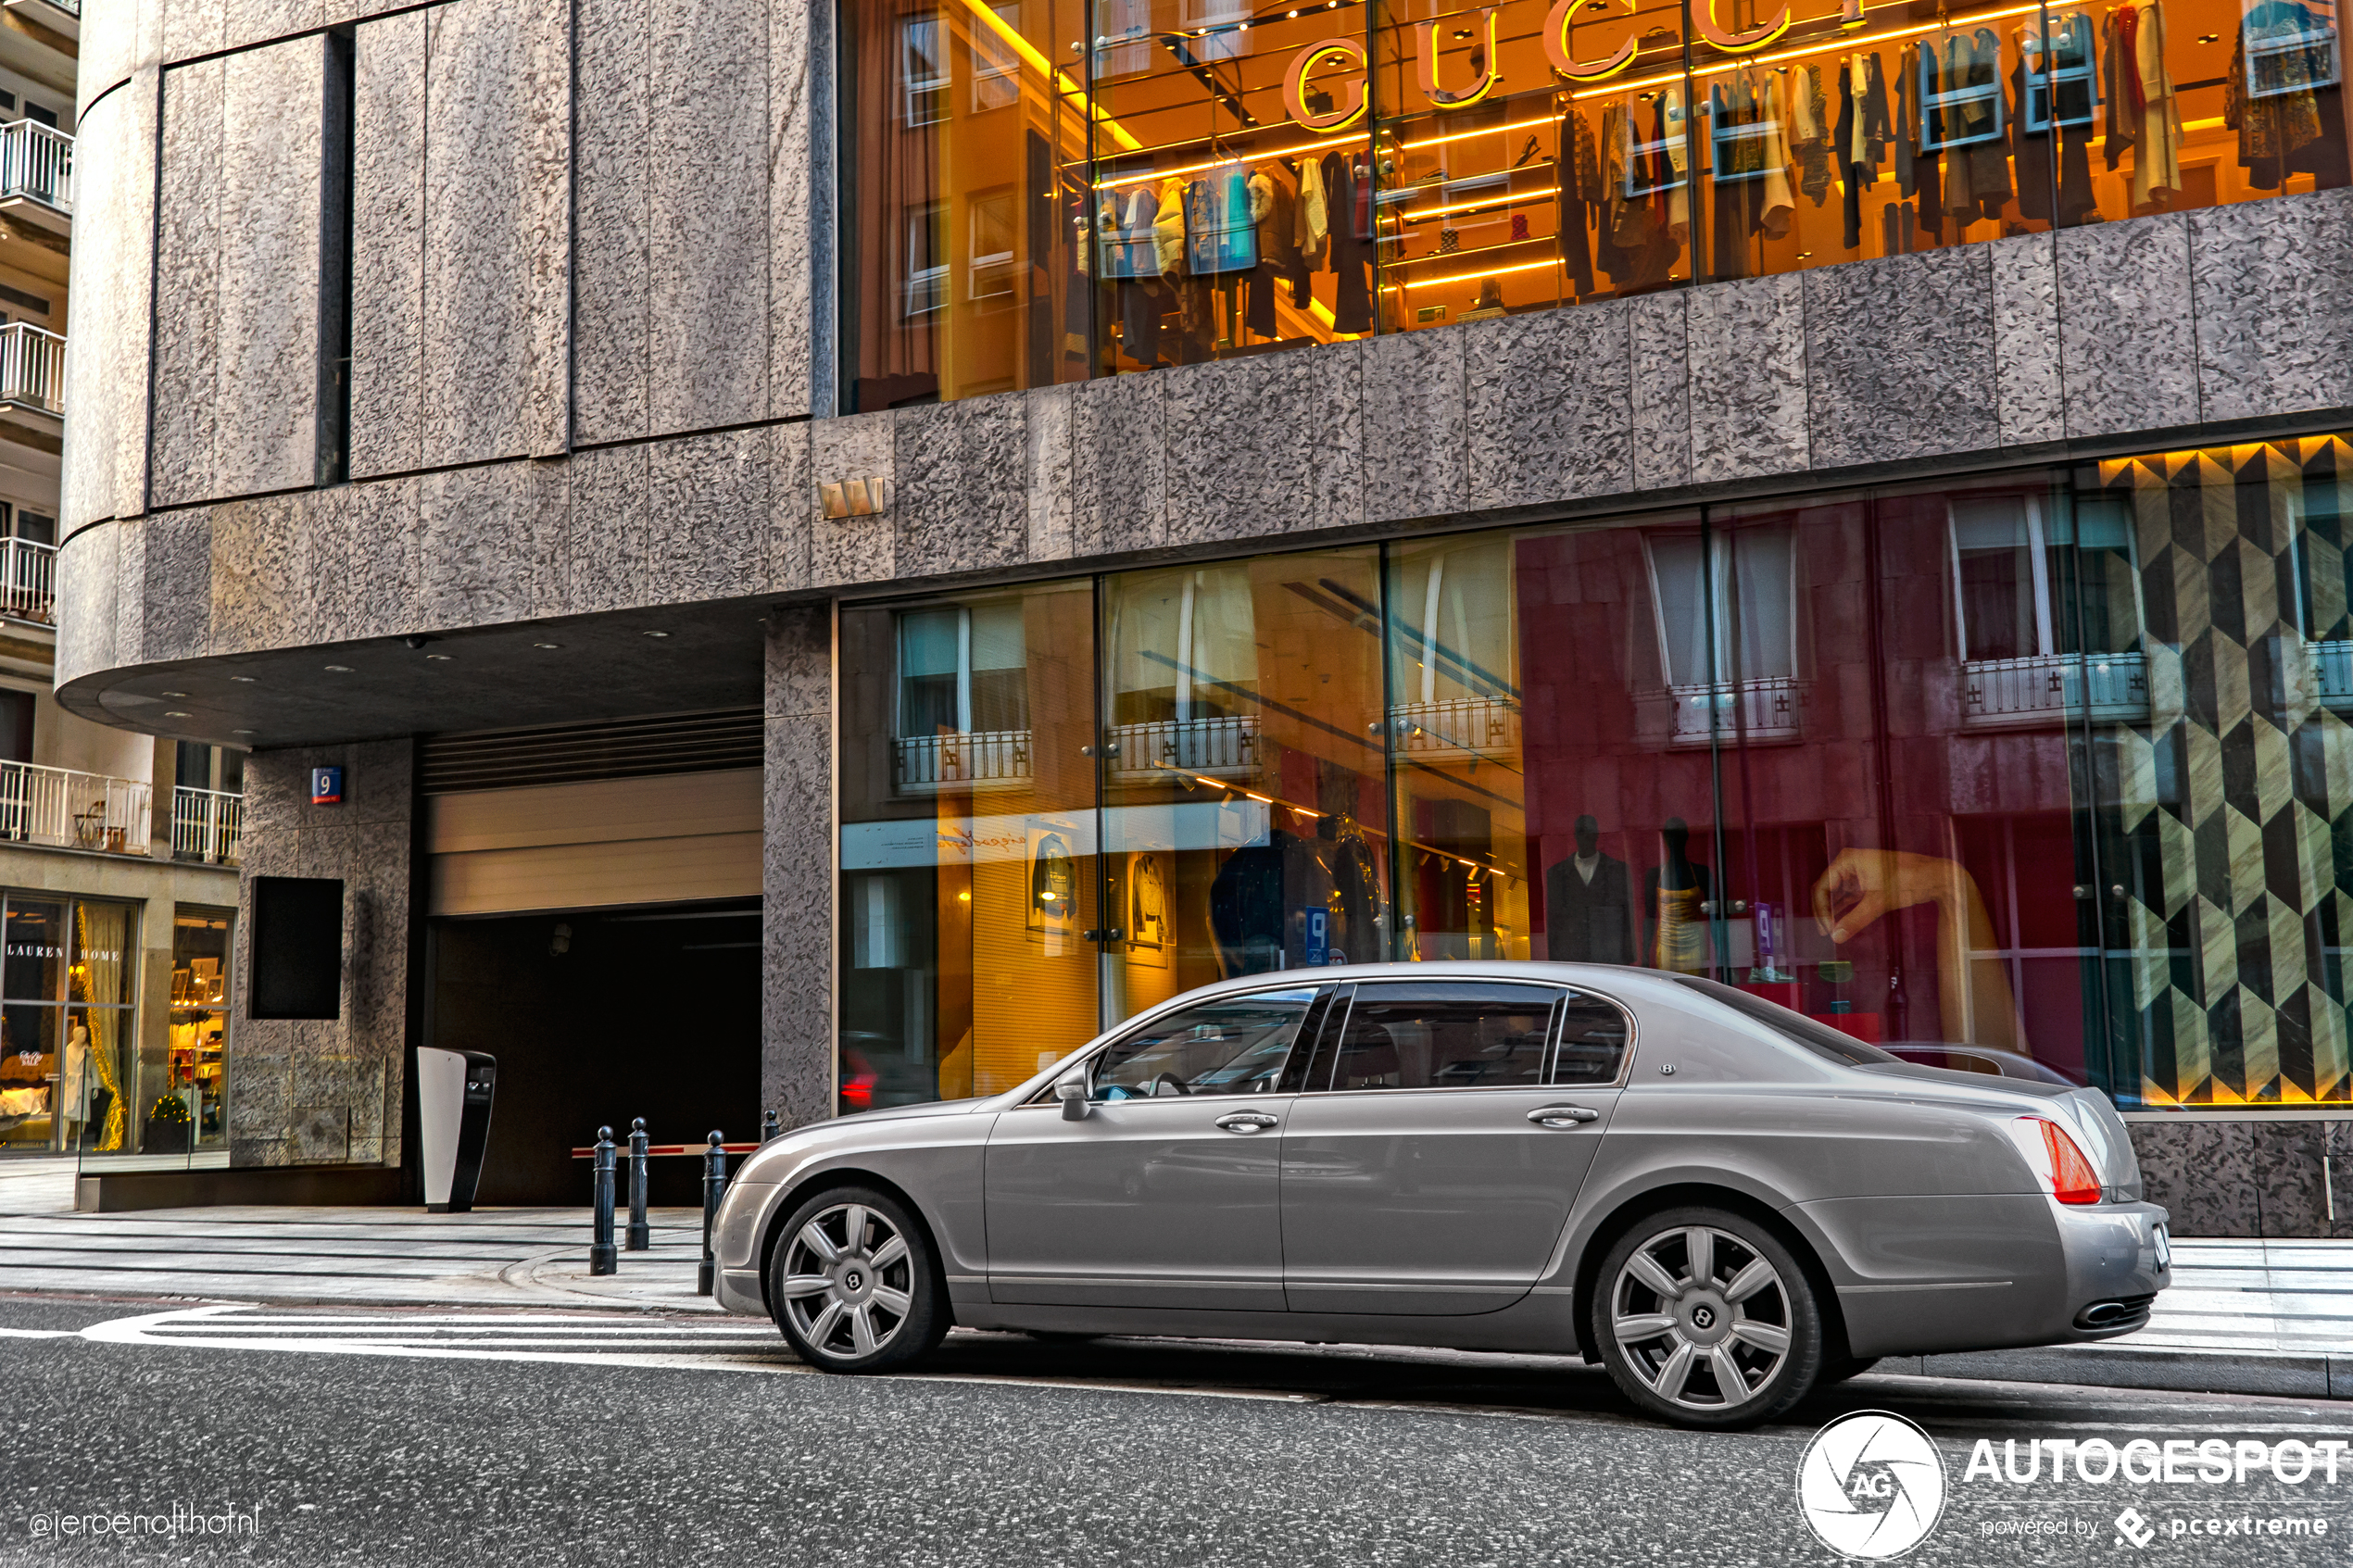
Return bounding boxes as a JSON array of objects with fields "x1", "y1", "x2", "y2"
[{"x1": 418, "y1": 1047, "x2": 496, "y2": 1212}]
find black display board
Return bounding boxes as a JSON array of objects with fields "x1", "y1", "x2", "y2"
[{"x1": 249, "y1": 876, "x2": 345, "y2": 1020}]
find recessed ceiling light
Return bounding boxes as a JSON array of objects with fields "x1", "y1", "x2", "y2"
[
  {"x1": 164, "y1": 710, "x2": 190, "y2": 718},
  {"x1": 324, "y1": 664, "x2": 353, "y2": 672},
  {"x1": 534, "y1": 642, "x2": 561, "y2": 650},
  {"x1": 642, "y1": 631, "x2": 671, "y2": 639},
  {"x1": 230, "y1": 675, "x2": 256, "y2": 683},
  {"x1": 425, "y1": 653, "x2": 452, "y2": 661},
  {"x1": 160, "y1": 691, "x2": 188, "y2": 698},
  {"x1": 233, "y1": 729, "x2": 256, "y2": 736}
]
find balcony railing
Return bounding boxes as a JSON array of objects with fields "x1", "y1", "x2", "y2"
[
  {"x1": 1961, "y1": 652, "x2": 2149, "y2": 728},
  {"x1": 892, "y1": 730, "x2": 1031, "y2": 796},
  {"x1": 170, "y1": 785, "x2": 242, "y2": 865},
  {"x1": 1390, "y1": 697, "x2": 1520, "y2": 764},
  {"x1": 1666, "y1": 678, "x2": 1806, "y2": 746},
  {"x1": 0, "y1": 120, "x2": 71, "y2": 215},
  {"x1": 0, "y1": 535, "x2": 53, "y2": 624},
  {"x1": 0, "y1": 323, "x2": 64, "y2": 416},
  {"x1": 1108, "y1": 714, "x2": 1260, "y2": 783},
  {"x1": 0, "y1": 762, "x2": 150, "y2": 855}
]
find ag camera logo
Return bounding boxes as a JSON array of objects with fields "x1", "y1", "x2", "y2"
[{"x1": 1797, "y1": 1411, "x2": 1949, "y2": 1560}]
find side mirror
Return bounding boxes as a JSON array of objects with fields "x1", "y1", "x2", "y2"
[{"x1": 1055, "y1": 1073, "x2": 1090, "y2": 1122}]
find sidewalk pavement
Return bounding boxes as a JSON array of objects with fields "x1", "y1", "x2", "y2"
[{"x1": 0, "y1": 1165, "x2": 2346, "y2": 1397}]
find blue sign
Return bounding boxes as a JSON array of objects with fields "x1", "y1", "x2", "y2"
[{"x1": 310, "y1": 766, "x2": 344, "y2": 806}]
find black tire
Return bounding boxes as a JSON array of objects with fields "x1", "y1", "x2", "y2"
[
  {"x1": 768, "y1": 1185, "x2": 950, "y2": 1374},
  {"x1": 1589, "y1": 1205, "x2": 1824, "y2": 1430},
  {"x1": 1819, "y1": 1356, "x2": 1881, "y2": 1384}
]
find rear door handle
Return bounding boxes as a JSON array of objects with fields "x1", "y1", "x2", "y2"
[
  {"x1": 1214, "y1": 1111, "x2": 1280, "y2": 1135},
  {"x1": 1528, "y1": 1105, "x2": 1601, "y2": 1128}
]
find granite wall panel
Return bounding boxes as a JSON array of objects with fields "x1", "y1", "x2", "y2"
[
  {"x1": 2248, "y1": 1121, "x2": 2335, "y2": 1237},
  {"x1": 1071, "y1": 371, "x2": 1167, "y2": 556},
  {"x1": 1024, "y1": 383, "x2": 1075, "y2": 562},
  {"x1": 811, "y1": 409, "x2": 897, "y2": 586},
  {"x1": 140, "y1": 506, "x2": 211, "y2": 661},
  {"x1": 1688, "y1": 272, "x2": 1808, "y2": 484},
  {"x1": 347, "y1": 9, "x2": 426, "y2": 481},
  {"x1": 2057, "y1": 212, "x2": 2200, "y2": 441},
  {"x1": 895, "y1": 396, "x2": 1027, "y2": 578},
  {"x1": 2129, "y1": 1119, "x2": 2262, "y2": 1236},
  {"x1": 1629, "y1": 294, "x2": 1692, "y2": 491},
  {"x1": 567, "y1": 441, "x2": 650, "y2": 614},
  {"x1": 1805, "y1": 247, "x2": 1998, "y2": 471},
  {"x1": 233, "y1": 742, "x2": 415, "y2": 1171},
  {"x1": 148, "y1": 57, "x2": 224, "y2": 509},
  {"x1": 2192, "y1": 188, "x2": 2353, "y2": 426},
  {"x1": 422, "y1": 0, "x2": 536, "y2": 468},
  {"x1": 419, "y1": 460, "x2": 534, "y2": 625},
  {"x1": 1990, "y1": 232, "x2": 2064, "y2": 449},
  {"x1": 208, "y1": 491, "x2": 313, "y2": 654},
  {"x1": 1363, "y1": 327, "x2": 1466, "y2": 524},
  {"x1": 771, "y1": 0, "x2": 825, "y2": 420},
  {"x1": 61, "y1": 69, "x2": 159, "y2": 532},
  {"x1": 221, "y1": 0, "x2": 324, "y2": 55},
  {"x1": 213, "y1": 36, "x2": 326, "y2": 498},
  {"x1": 648, "y1": 0, "x2": 770, "y2": 434},
  {"x1": 1466, "y1": 303, "x2": 1633, "y2": 511},
  {"x1": 313, "y1": 475, "x2": 422, "y2": 643},
  {"x1": 56, "y1": 524, "x2": 121, "y2": 690},
  {"x1": 1305, "y1": 341, "x2": 1365, "y2": 534},
  {"x1": 648, "y1": 427, "x2": 773, "y2": 603},
  {"x1": 1163, "y1": 352, "x2": 1320, "y2": 547},
  {"x1": 79, "y1": 0, "x2": 166, "y2": 119},
  {"x1": 522, "y1": 0, "x2": 573, "y2": 458},
  {"x1": 766, "y1": 420, "x2": 814, "y2": 592},
  {"x1": 764, "y1": 603, "x2": 831, "y2": 1130},
  {"x1": 571, "y1": 0, "x2": 651, "y2": 445}
]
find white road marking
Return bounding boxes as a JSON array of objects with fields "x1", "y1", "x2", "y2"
[{"x1": 0, "y1": 1326, "x2": 77, "y2": 1337}]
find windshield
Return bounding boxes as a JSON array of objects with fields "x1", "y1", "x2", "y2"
[{"x1": 1667, "y1": 975, "x2": 1897, "y2": 1067}]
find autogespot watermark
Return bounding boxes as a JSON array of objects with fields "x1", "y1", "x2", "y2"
[
  {"x1": 1797, "y1": 1414, "x2": 2346, "y2": 1559},
  {"x1": 24, "y1": 1501, "x2": 260, "y2": 1542}
]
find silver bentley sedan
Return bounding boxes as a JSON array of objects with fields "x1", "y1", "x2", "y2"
[{"x1": 710, "y1": 962, "x2": 2171, "y2": 1429}]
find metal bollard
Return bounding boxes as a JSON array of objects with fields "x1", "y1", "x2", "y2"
[
  {"x1": 626, "y1": 1118, "x2": 651, "y2": 1251},
  {"x1": 761, "y1": 1110, "x2": 780, "y2": 1145},
  {"x1": 589, "y1": 1126, "x2": 618, "y2": 1276},
  {"x1": 698, "y1": 1131, "x2": 727, "y2": 1297}
]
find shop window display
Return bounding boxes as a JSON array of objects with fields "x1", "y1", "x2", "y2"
[
  {"x1": 169, "y1": 909, "x2": 233, "y2": 1151},
  {"x1": 0, "y1": 896, "x2": 137, "y2": 1153},
  {"x1": 842, "y1": 0, "x2": 2352, "y2": 403}
]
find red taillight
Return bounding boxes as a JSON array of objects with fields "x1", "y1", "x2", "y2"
[
  {"x1": 2040, "y1": 1119, "x2": 2103, "y2": 1204},
  {"x1": 840, "y1": 1077, "x2": 875, "y2": 1110}
]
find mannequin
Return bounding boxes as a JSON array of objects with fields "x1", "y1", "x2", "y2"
[
  {"x1": 1545, "y1": 815, "x2": 1633, "y2": 963},
  {"x1": 60, "y1": 1022, "x2": 89, "y2": 1149},
  {"x1": 1643, "y1": 817, "x2": 1715, "y2": 974}
]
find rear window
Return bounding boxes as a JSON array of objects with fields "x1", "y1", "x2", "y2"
[{"x1": 1668, "y1": 975, "x2": 1896, "y2": 1067}]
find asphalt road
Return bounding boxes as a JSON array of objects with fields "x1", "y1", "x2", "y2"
[{"x1": 0, "y1": 1291, "x2": 2347, "y2": 1567}]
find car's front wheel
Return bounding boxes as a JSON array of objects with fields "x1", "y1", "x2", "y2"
[
  {"x1": 1591, "y1": 1206, "x2": 1823, "y2": 1430},
  {"x1": 769, "y1": 1185, "x2": 949, "y2": 1373}
]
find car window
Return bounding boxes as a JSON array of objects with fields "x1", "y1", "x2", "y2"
[
  {"x1": 1553, "y1": 994, "x2": 1630, "y2": 1085},
  {"x1": 1326, "y1": 982, "x2": 1559, "y2": 1092},
  {"x1": 1092, "y1": 988, "x2": 1318, "y2": 1100},
  {"x1": 1669, "y1": 974, "x2": 1895, "y2": 1066}
]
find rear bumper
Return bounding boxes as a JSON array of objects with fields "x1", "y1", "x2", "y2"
[{"x1": 1806, "y1": 1195, "x2": 2170, "y2": 1359}]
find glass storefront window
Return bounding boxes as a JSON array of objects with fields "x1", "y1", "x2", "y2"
[
  {"x1": 0, "y1": 896, "x2": 139, "y2": 1153},
  {"x1": 843, "y1": 0, "x2": 2353, "y2": 399},
  {"x1": 840, "y1": 433, "x2": 2353, "y2": 1111},
  {"x1": 170, "y1": 909, "x2": 233, "y2": 1151}
]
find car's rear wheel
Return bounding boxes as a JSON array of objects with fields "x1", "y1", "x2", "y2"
[
  {"x1": 769, "y1": 1185, "x2": 949, "y2": 1374},
  {"x1": 1591, "y1": 1206, "x2": 1823, "y2": 1430}
]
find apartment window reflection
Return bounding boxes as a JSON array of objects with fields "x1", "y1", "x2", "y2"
[
  {"x1": 1644, "y1": 524, "x2": 1802, "y2": 746},
  {"x1": 1951, "y1": 493, "x2": 2148, "y2": 728}
]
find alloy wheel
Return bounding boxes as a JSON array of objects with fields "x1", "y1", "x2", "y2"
[
  {"x1": 1607, "y1": 1223, "x2": 1793, "y2": 1411},
  {"x1": 775, "y1": 1201, "x2": 914, "y2": 1360}
]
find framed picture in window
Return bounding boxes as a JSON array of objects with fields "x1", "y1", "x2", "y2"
[
  {"x1": 1026, "y1": 820, "x2": 1080, "y2": 952},
  {"x1": 1126, "y1": 851, "x2": 1170, "y2": 968}
]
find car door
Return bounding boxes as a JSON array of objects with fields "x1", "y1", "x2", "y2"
[
  {"x1": 984, "y1": 985, "x2": 1325, "y2": 1311},
  {"x1": 1280, "y1": 979, "x2": 1630, "y2": 1315}
]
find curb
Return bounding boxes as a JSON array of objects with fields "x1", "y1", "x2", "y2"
[{"x1": 1892, "y1": 1343, "x2": 2353, "y2": 1400}]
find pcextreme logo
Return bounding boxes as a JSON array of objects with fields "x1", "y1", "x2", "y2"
[{"x1": 1796, "y1": 1411, "x2": 1950, "y2": 1560}]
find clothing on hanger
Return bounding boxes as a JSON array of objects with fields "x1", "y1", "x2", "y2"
[
  {"x1": 2228, "y1": 0, "x2": 2347, "y2": 190},
  {"x1": 2105, "y1": 0, "x2": 2184, "y2": 208},
  {"x1": 1558, "y1": 109, "x2": 1600, "y2": 295},
  {"x1": 2014, "y1": 13, "x2": 2100, "y2": 225}
]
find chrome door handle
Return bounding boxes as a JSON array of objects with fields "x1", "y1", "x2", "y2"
[
  {"x1": 1528, "y1": 1105, "x2": 1601, "y2": 1128},
  {"x1": 1214, "y1": 1111, "x2": 1279, "y2": 1135}
]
